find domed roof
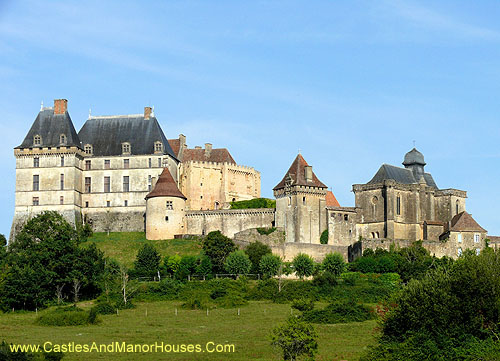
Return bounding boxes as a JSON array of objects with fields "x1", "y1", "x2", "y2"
[{"x1": 402, "y1": 148, "x2": 426, "y2": 166}]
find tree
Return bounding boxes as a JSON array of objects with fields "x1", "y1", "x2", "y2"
[
  {"x1": 320, "y1": 230, "x2": 328, "y2": 245},
  {"x1": 134, "y1": 243, "x2": 161, "y2": 278},
  {"x1": 201, "y1": 231, "x2": 237, "y2": 273},
  {"x1": 322, "y1": 253, "x2": 345, "y2": 277},
  {"x1": 224, "y1": 250, "x2": 252, "y2": 275},
  {"x1": 175, "y1": 255, "x2": 197, "y2": 280},
  {"x1": 260, "y1": 254, "x2": 281, "y2": 278},
  {"x1": 245, "y1": 241, "x2": 272, "y2": 274},
  {"x1": 292, "y1": 254, "x2": 315, "y2": 279},
  {"x1": 195, "y1": 254, "x2": 212, "y2": 276},
  {"x1": 270, "y1": 316, "x2": 318, "y2": 361}
]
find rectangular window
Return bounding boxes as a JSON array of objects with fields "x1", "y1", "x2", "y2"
[
  {"x1": 166, "y1": 201, "x2": 173, "y2": 210},
  {"x1": 85, "y1": 177, "x2": 91, "y2": 193},
  {"x1": 476, "y1": 248, "x2": 481, "y2": 255},
  {"x1": 158, "y1": 158, "x2": 162, "y2": 167},
  {"x1": 32, "y1": 197, "x2": 39, "y2": 206},
  {"x1": 148, "y1": 158, "x2": 152, "y2": 168},
  {"x1": 60, "y1": 174, "x2": 64, "y2": 190},
  {"x1": 457, "y1": 234, "x2": 462, "y2": 243},
  {"x1": 124, "y1": 200, "x2": 128, "y2": 207},
  {"x1": 33, "y1": 175, "x2": 39, "y2": 191},
  {"x1": 396, "y1": 196, "x2": 401, "y2": 215},
  {"x1": 34, "y1": 157, "x2": 39, "y2": 168},
  {"x1": 123, "y1": 176, "x2": 129, "y2": 192},
  {"x1": 124, "y1": 159, "x2": 129, "y2": 169},
  {"x1": 60, "y1": 196, "x2": 64, "y2": 205},
  {"x1": 106, "y1": 200, "x2": 110, "y2": 207},
  {"x1": 104, "y1": 159, "x2": 110, "y2": 169},
  {"x1": 104, "y1": 176, "x2": 110, "y2": 193},
  {"x1": 148, "y1": 175, "x2": 152, "y2": 191},
  {"x1": 474, "y1": 233, "x2": 480, "y2": 243},
  {"x1": 85, "y1": 160, "x2": 91, "y2": 170},
  {"x1": 60, "y1": 156, "x2": 64, "y2": 167},
  {"x1": 85, "y1": 201, "x2": 89, "y2": 208}
]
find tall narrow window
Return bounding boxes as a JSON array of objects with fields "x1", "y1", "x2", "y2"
[
  {"x1": 60, "y1": 196, "x2": 64, "y2": 205},
  {"x1": 85, "y1": 177, "x2": 91, "y2": 193},
  {"x1": 34, "y1": 135, "x2": 41, "y2": 146},
  {"x1": 123, "y1": 176, "x2": 129, "y2": 192},
  {"x1": 32, "y1": 197, "x2": 39, "y2": 206},
  {"x1": 124, "y1": 200, "x2": 128, "y2": 207},
  {"x1": 104, "y1": 160, "x2": 110, "y2": 169},
  {"x1": 456, "y1": 200, "x2": 459, "y2": 215},
  {"x1": 104, "y1": 176, "x2": 110, "y2": 193},
  {"x1": 85, "y1": 160, "x2": 91, "y2": 170},
  {"x1": 60, "y1": 156, "x2": 64, "y2": 167},
  {"x1": 396, "y1": 195, "x2": 401, "y2": 215},
  {"x1": 85, "y1": 201, "x2": 89, "y2": 208},
  {"x1": 106, "y1": 200, "x2": 110, "y2": 207},
  {"x1": 474, "y1": 233, "x2": 480, "y2": 243},
  {"x1": 457, "y1": 233, "x2": 462, "y2": 243},
  {"x1": 148, "y1": 158, "x2": 152, "y2": 168},
  {"x1": 124, "y1": 159, "x2": 129, "y2": 169},
  {"x1": 33, "y1": 175, "x2": 39, "y2": 191},
  {"x1": 158, "y1": 158, "x2": 162, "y2": 167},
  {"x1": 148, "y1": 175, "x2": 152, "y2": 191},
  {"x1": 60, "y1": 134, "x2": 66, "y2": 145},
  {"x1": 60, "y1": 174, "x2": 64, "y2": 190},
  {"x1": 302, "y1": 196, "x2": 306, "y2": 204},
  {"x1": 33, "y1": 157, "x2": 39, "y2": 168}
]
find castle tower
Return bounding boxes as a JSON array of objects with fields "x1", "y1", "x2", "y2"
[
  {"x1": 145, "y1": 168, "x2": 187, "y2": 240},
  {"x1": 273, "y1": 154, "x2": 328, "y2": 243},
  {"x1": 10, "y1": 99, "x2": 84, "y2": 241}
]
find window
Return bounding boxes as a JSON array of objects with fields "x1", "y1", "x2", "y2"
[
  {"x1": 60, "y1": 196, "x2": 64, "y2": 205},
  {"x1": 33, "y1": 157, "x2": 39, "y2": 168},
  {"x1": 200, "y1": 183, "x2": 203, "y2": 187},
  {"x1": 60, "y1": 134, "x2": 66, "y2": 145},
  {"x1": 166, "y1": 201, "x2": 173, "y2": 210},
  {"x1": 123, "y1": 176, "x2": 129, "y2": 192},
  {"x1": 215, "y1": 201, "x2": 220, "y2": 210},
  {"x1": 148, "y1": 175, "x2": 152, "y2": 191},
  {"x1": 104, "y1": 160, "x2": 110, "y2": 169},
  {"x1": 85, "y1": 201, "x2": 89, "y2": 208},
  {"x1": 302, "y1": 196, "x2": 306, "y2": 204},
  {"x1": 154, "y1": 141, "x2": 163, "y2": 153},
  {"x1": 84, "y1": 144, "x2": 93, "y2": 155},
  {"x1": 158, "y1": 158, "x2": 162, "y2": 167},
  {"x1": 344, "y1": 214, "x2": 349, "y2": 221},
  {"x1": 396, "y1": 195, "x2": 401, "y2": 215},
  {"x1": 32, "y1": 197, "x2": 39, "y2": 206},
  {"x1": 33, "y1": 175, "x2": 39, "y2": 191},
  {"x1": 34, "y1": 135, "x2": 41, "y2": 146},
  {"x1": 85, "y1": 177, "x2": 91, "y2": 193},
  {"x1": 165, "y1": 216, "x2": 169, "y2": 222},
  {"x1": 474, "y1": 233, "x2": 480, "y2": 243},
  {"x1": 456, "y1": 200, "x2": 459, "y2": 215},
  {"x1": 124, "y1": 200, "x2": 128, "y2": 207},
  {"x1": 148, "y1": 158, "x2": 152, "y2": 168},
  {"x1": 60, "y1": 174, "x2": 64, "y2": 190},
  {"x1": 288, "y1": 197, "x2": 291, "y2": 206},
  {"x1": 122, "y1": 143, "x2": 131, "y2": 154},
  {"x1": 457, "y1": 233, "x2": 462, "y2": 243},
  {"x1": 85, "y1": 160, "x2": 91, "y2": 170},
  {"x1": 106, "y1": 201, "x2": 110, "y2": 207},
  {"x1": 458, "y1": 247, "x2": 463, "y2": 256},
  {"x1": 476, "y1": 248, "x2": 481, "y2": 255},
  {"x1": 104, "y1": 176, "x2": 110, "y2": 193},
  {"x1": 60, "y1": 156, "x2": 64, "y2": 167},
  {"x1": 200, "y1": 195, "x2": 203, "y2": 199},
  {"x1": 124, "y1": 159, "x2": 129, "y2": 169}
]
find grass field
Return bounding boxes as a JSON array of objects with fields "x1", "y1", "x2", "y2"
[
  {"x1": 81, "y1": 232, "x2": 202, "y2": 267},
  {"x1": 0, "y1": 301, "x2": 378, "y2": 361}
]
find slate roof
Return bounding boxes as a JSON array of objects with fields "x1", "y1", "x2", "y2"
[
  {"x1": 403, "y1": 148, "x2": 426, "y2": 166},
  {"x1": 273, "y1": 154, "x2": 327, "y2": 191},
  {"x1": 16, "y1": 108, "x2": 81, "y2": 149},
  {"x1": 78, "y1": 115, "x2": 176, "y2": 158},
  {"x1": 449, "y1": 211, "x2": 486, "y2": 233},
  {"x1": 367, "y1": 164, "x2": 438, "y2": 189},
  {"x1": 326, "y1": 191, "x2": 340, "y2": 207},
  {"x1": 146, "y1": 168, "x2": 186, "y2": 200},
  {"x1": 182, "y1": 148, "x2": 236, "y2": 164}
]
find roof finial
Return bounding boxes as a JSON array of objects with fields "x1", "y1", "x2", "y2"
[
  {"x1": 151, "y1": 105, "x2": 155, "y2": 117},
  {"x1": 413, "y1": 140, "x2": 416, "y2": 148},
  {"x1": 298, "y1": 148, "x2": 301, "y2": 155},
  {"x1": 40, "y1": 101, "x2": 43, "y2": 111},
  {"x1": 88, "y1": 108, "x2": 92, "y2": 118}
]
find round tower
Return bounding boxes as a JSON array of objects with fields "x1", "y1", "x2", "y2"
[{"x1": 145, "y1": 168, "x2": 187, "y2": 240}]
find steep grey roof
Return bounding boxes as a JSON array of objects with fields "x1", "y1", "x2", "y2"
[
  {"x1": 16, "y1": 108, "x2": 81, "y2": 149},
  {"x1": 78, "y1": 115, "x2": 176, "y2": 158},
  {"x1": 403, "y1": 148, "x2": 426, "y2": 166},
  {"x1": 368, "y1": 164, "x2": 438, "y2": 188}
]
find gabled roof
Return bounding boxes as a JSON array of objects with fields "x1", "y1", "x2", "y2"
[
  {"x1": 367, "y1": 164, "x2": 438, "y2": 189},
  {"x1": 326, "y1": 191, "x2": 340, "y2": 207},
  {"x1": 182, "y1": 148, "x2": 236, "y2": 164},
  {"x1": 16, "y1": 108, "x2": 81, "y2": 149},
  {"x1": 449, "y1": 211, "x2": 486, "y2": 233},
  {"x1": 78, "y1": 115, "x2": 175, "y2": 158},
  {"x1": 273, "y1": 154, "x2": 327, "y2": 191},
  {"x1": 146, "y1": 168, "x2": 186, "y2": 200}
]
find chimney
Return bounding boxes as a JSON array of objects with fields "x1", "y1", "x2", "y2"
[
  {"x1": 179, "y1": 134, "x2": 186, "y2": 148},
  {"x1": 54, "y1": 99, "x2": 68, "y2": 115},
  {"x1": 144, "y1": 106, "x2": 152, "y2": 119},
  {"x1": 205, "y1": 143, "x2": 212, "y2": 158},
  {"x1": 304, "y1": 165, "x2": 313, "y2": 183}
]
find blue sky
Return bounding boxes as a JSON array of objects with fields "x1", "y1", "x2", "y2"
[{"x1": 1, "y1": 0, "x2": 499, "y2": 237}]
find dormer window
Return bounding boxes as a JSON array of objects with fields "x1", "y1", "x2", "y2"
[
  {"x1": 60, "y1": 134, "x2": 67, "y2": 145},
  {"x1": 84, "y1": 144, "x2": 93, "y2": 155},
  {"x1": 34, "y1": 135, "x2": 41, "y2": 146},
  {"x1": 122, "y1": 142, "x2": 131, "y2": 154},
  {"x1": 154, "y1": 141, "x2": 163, "y2": 153}
]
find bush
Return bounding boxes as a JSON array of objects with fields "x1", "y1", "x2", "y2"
[
  {"x1": 292, "y1": 253, "x2": 315, "y2": 279},
  {"x1": 224, "y1": 250, "x2": 252, "y2": 275},
  {"x1": 259, "y1": 254, "x2": 281, "y2": 278},
  {"x1": 341, "y1": 272, "x2": 362, "y2": 286},
  {"x1": 302, "y1": 300, "x2": 375, "y2": 324},
  {"x1": 245, "y1": 241, "x2": 272, "y2": 273},
  {"x1": 216, "y1": 294, "x2": 248, "y2": 308},
  {"x1": 230, "y1": 198, "x2": 276, "y2": 209},
  {"x1": 256, "y1": 227, "x2": 276, "y2": 235},
  {"x1": 322, "y1": 253, "x2": 345, "y2": 276},
  {"x1": 36, "y1": 306, "x2": 99, "y2": 326},
  {"x1": 181, "y1": 290, "x2": 214, "y2": 310},
  {"x1": 291, "y1": 298, "x2": 315, "y2": 312},
  {"x1": 91, "y1": 302, "x2": 115, "y2": 315},
  {"x1": 202, "y1": 231, "x2": 237, "y2": 273},
  {"x1": 195, "y1": 255, "x2": 212, "y2": 276},
  {"x1": 270, "y1": 316, "x2": 318, "y2": 361},
  {"x1": 320, "y1": 229, "x2": 328, "y2": 244}
]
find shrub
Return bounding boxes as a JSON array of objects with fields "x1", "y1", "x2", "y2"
[
  {"x1": 302, "y1": 300, "x2": 375, "y2": 324},
  {"x1": 320, "y1": 229, "x2": 328, "y2": 244},
  {"x1": 322, "y1": 253, "x2": 345, "y2": 276},
  {"x1": 256, "y1": 227, "x2": 276, "y2": 235},
  {"x1": 216, "y1": 294, "x2": 248, "y2": 308},
  {"x1": 259, "y1": 254, "x2": 281, "y2": 278},
  {"x1": 181, "y1": 290, "x2": 214, "y2": 310},
  {"x1": 202, "y1": 231, "x2": 237, "y2": 273},
  {"x1": 291, "y1": 298, "x2": 315, "y2": 312},
  {"x1": 91, "y1": 302, "x2": 115, "y2": 315},
  {"x1": 292, "y1": 253, "x2": 315, "y2": 279},
  {"x1": 230, "y1": 198, "x2": 276, "y2": 209},
  {"x1": 270, "y1": 316, "x2": 318, "y2": 361},
  {"x1": 341, "y1": 272, "x2": 362, "y2": 286},
  {"x1": 195, "y1": 255, "x2": 212, "y2": 276},
  {"x1": 36, "y1": 306, "x2": 99, "y2": 326},
  {"x1": 224, "y1": 250, "x2": 252, "y2": 275},
  {"x1": 245, "y1": 241, "x2": 272, "y2": 273}
]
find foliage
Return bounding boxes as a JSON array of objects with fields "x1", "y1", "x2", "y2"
[
  {"x1": 270, "y1": 316, "x2": 318, "y2": 361},
  {"x1": 195, "y1": 254, "x2": 213, "y2": 276},
  {"x1": 256, "y1": 227, "x2": 276, "y2": 235},
  {"x1": 224, "y1": 250, "x2": 252, "y2": 275},
  {"x1": 201, "y1": 231, "x2": 237, "y2": 273},
  {"x1": 322, "y1": 253, "x2": 345, "y2": 277},
  {"x1": 36, "y1": 306, "x2": 99, "y2": 326},
  {"x1": 245, "y1": 241, "x2": 272, "y2": 273},
  {"x1": 0, "y1": 340, "x2": 64, "y2": 361},
  {"x1": 292, "y1": 253, "x2": 315, "y2": 279},
  {"x1": 230, "y1": 198, "x2": 276, "y2": 209},
  {"x1": 133, "y1": 244, "x2": 161, "y2": 278},
  {"x1": 163, "y1": 254, "x2": 182, "y2": 275},
  {"x1": 302, "y1": 300, "x2": 375, "y2": 324},
  {"x1": 320, "y1": 230, "x2": 328, "y2": 245},
  {"x1": 91, "y1": 301, "x2": 115, "y2": 315},
  {"x1": 260, "y1": 254, "x2": 282, "y2": 278},
  {"x1": 174, "y1": 255, "x2": 197, "y2": 280},
  {"x1": 291, "y1": 298, "x2": 315, "y2": 312}
]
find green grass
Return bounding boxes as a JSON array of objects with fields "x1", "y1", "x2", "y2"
[
  {"x1": 0, "y1": 301, "x2": 378, "y2": 360},
  {"x1": 81, "y1": 232, "x2": 202, "y2": 267}
]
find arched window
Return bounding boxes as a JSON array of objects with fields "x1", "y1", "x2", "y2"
[
  {"x1": 371, "y1": 196, "x2": 378, "y2": 217},
  {"x1": 59, "y1": 134, "x2": 66, "y2": 145},
  {"x1": 34, "y1": 135, "x2": 41, "y2": 146}
]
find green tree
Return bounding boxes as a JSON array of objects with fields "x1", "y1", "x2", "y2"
[
  {"x1": 293, "y1": 254, "x2": 315, "y2": 279},
  {"x1": 0, "y1": 234, "x2": 6, "y2": 264},
  {"x1": 202, "y1": 231, "x2": 237, "y2": 273},
  {"x1": 175, "y1": 255, "x2": 197, "y2": 280},
  {"x1": 245, "y1": 241, "x2": 272, "y2": 274},
  {"x1": 270, "y1": 316, "x2": 318, "y2": 361},
  {"x1": 195, "y1": 254, "x2": 213, "y2": 276},
  {"x1": 320, "y1": 230, "x2": 328, "y2": 245},
  {"x1": 224, "y1": 250, "x2": 252, "y2": 275},
  {"x1": 322, "y1": 253, "x2": 345, "y2": 277},
  {"x1": 133, "y1": 244, "x2": 161, "y2": 278},
  {"x1": 165, "y1": 254, "x2": 182, "y2": 275},
  {"x1": 260, "y1": 254, "x2": 281, "y2": 278}
]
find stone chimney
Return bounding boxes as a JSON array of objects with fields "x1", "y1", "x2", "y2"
[
  {"x1": 304, "y1": 165, "x2": 313, "y2": 183},
  {"x1": 144, "y1": 106, "x2": 152, "y2": 119},
  {"x1": 54, "y1": 99, "x2": 68, "y2": 115},
  {"x1": 205, "y1": 143, "x2": 212, "y2": 158},
  {"x1": 179, "y1": 134, "x2": 186, "y2": 148}
]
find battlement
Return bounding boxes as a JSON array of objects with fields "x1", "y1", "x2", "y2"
[
  {"x1": 184, "y1": 160, "x2": 259, "y2": 173},
  {"x1": 186, "y1": 208, "x2": 275, "y2": 217},
  {"x1": 14, "y1": 146, "x2": 85, "y2": 157}
]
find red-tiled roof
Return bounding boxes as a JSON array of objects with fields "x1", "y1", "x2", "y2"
[
  {"x1": 449, "y1": 211, "x2": 486, "y2": 232},
  {"x1": 146, "y1": 168, "x2": 186, "y2": 200},
  {"x1": 167, "y1": 138, "x2": 181, "y2": 158},
  {"x1": 183, "y1": 148, "x2": 236, "y2": 164},
  {"x1": 326, "y1": 191, "x2": 340, "y2": 207},
  {"x1": 273, "y1": 154, "x2": 327, "y2": 191}
]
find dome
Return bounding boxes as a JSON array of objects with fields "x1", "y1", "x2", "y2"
[{"x1": 402, "y1": 148, "x2": 426, "y2": 166}]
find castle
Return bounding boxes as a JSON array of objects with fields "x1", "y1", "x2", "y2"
[{"x1": 11, "y1": 99, "x2": 497, "y2": 260}]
